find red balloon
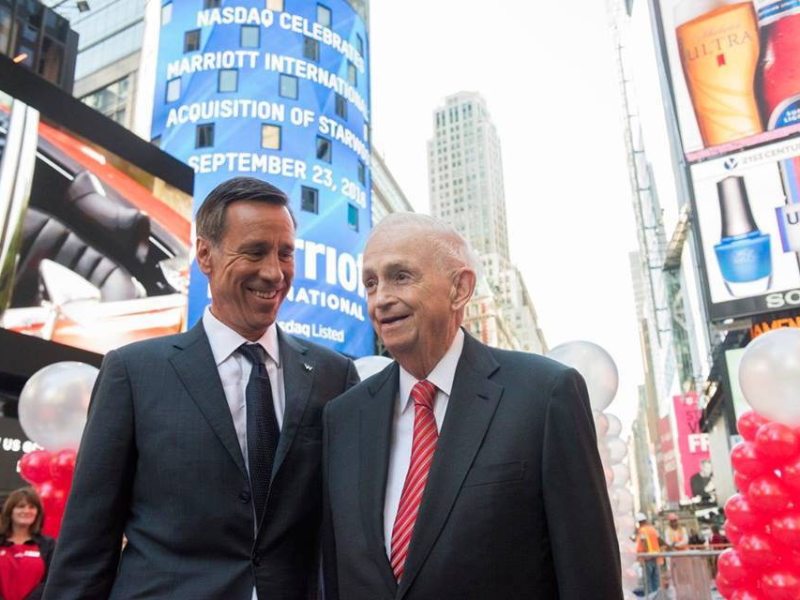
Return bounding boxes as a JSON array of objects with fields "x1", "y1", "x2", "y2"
[
  {"x1": 748, "y1": 474, "x2": 792, "y2": 514},
  {"x1": 731, "y1": 442, "x2": 771, "y2": 479},
  {"x1": 735, "y1": 471, "x2": 753, "y2": 493},
  {"x1": 761, "y1": 571, "x2": 800, "y2": 600},
  {"x1": 18, "y1": 450, "x2": 53, "y2": 484},
  {"x1": 40, "y1": 507, "x2": 64, "y2": 538},
  {"x1": 771, "y1": 513, "x2": 800, "y2": 548},
  {"x1": 726, "y1": 494, "x2": 768, "y2": 532},
  {"x1": 738, "y1": 533, "x2": 779, "y2": 569},
  {"x1": 36, "y1": 480, "x2": 67, "y2": 516},
  {"x1": 726, "y1": 520, "x2": 745, "y2": 545},
  {"x1": 715, "y1": 573, "x2": 735, "y2": 598},
  {"x1": 717, "y1": 549, "x2": 752, "y2": 586},
  {"x1": 739, "y1": 411, "x2": 770, "y2": 442},
  {"x1": 49, "y1": 449, "x2": 77, "y2": 486},
  {"x1": 730, "y1": 589, "x2": 766, "y2": 600},
  {"x1": 755, "y1": 422, "x2": 800, "y2": 464},
  {"x1": 781, "y1": 454, "x2": 800, "y2": 493}
]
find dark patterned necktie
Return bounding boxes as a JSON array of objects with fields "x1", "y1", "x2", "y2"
[{"x1": 237, "y1": 343, "x2": 280, "y2": 526}]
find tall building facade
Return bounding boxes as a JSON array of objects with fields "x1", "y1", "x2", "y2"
[{"x1": 427, "y1": 91, "x2": 545, "y2": 353}]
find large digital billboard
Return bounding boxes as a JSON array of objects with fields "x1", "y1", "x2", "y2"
[
  {"x1": 654, "y1": 0, "x2": 800, "y2": 162},
  {"x1": 0, "y1": 55, "x2": 193, "y2": 356},
  {"x1": 689, "y1": 136, "x2": 800, "y2": 320},
  {"x1": 151, "y1": 0, "x2": 373, "y2": 357}
]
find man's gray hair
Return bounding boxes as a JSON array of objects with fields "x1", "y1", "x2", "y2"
[{"x1": 369, "y1": 212, "x2": 480, "y2": 275}]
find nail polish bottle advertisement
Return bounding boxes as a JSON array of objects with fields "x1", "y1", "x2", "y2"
[{"x1": 714, "y1": 175, "x2": 772, "y2": 296}]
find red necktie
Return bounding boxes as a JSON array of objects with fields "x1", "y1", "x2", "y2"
[{"x1": 390, "y1": 379, "x2": 439, "y2": 581}]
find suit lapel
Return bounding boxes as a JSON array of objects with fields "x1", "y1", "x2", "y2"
[
  {"x1": 271, "y1": 329, "x2": 313, "y2": 484},
  {"x1": 169, "y1": 322, "x2": 247, "y2": 477},
  {"x1": 397, "y1": 335, "x2": 503, "y2": 599},
  {"x1": 359, "y1": 363, "x2": 400, "y2": 597}
]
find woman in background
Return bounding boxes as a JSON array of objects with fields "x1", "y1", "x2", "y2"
[{"x1": 0, "y1": 487, "x2": 55, "y2": 600}]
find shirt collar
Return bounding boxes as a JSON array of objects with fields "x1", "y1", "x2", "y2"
[
  {"x1": 398, "y1": 328, "x2": 465, "y2": 413},
  {"x1": 202, "y1": 306, "x2": 281, "y2": 367}
]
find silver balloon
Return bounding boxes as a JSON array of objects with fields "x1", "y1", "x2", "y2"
[
  {"x1": 593, "y1": 411, "x2": 609, "y2": 438},
  {"x1": 606, "y1": 436, "x2": 628, "y2": 464},
  {"x1": 606, "y1": 413, "x2": 622, "y2": 438},
  {"x1": 739, "y1": 328, "x2": 800, "y2": 426},
  {"x1": 354, "y1": 355, "x2": 393, "y2": 380},
  {"x1": 18, "y1": 362, "x2": 98, "y2": 450},
  {"x1": 546, "y1": 341, "x2": 619, "y2": 411}
]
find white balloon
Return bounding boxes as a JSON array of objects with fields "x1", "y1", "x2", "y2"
[
  {"x1": 615, "y1": 514, "x2": 635, "y2": 536},
  {"x1": 606, "y1": 436, "x2": 628, "y2": 464},
  {"x1": 606, "y1": 413, "x2": 622, "y2": 438},
  {"x1": 593, "y1": 411, "x2": 609, "y2": 438},
  {"x1": 353, "y1": 355, "x2": 393, "y2": 380},
  {"x1": 613, "y1": 487, "x2": 634, "y2": 515},
  {"x1": 18, "y1": 361, "x2": 98, "y2": 450},
  {"x1": 739, "y1": 328, "x2": 800, "y2": 426},
  {"x1": 611, "y1": 463, "x2": 630, "y2": 488},
  {"x1": 546, "y1": 341, "x2": 619, "y2": 411}
]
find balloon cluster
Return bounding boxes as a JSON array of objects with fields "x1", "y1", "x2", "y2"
[
  {"x1": 715, "y1": 410, "x2": 800, "y2": 599},
  {"x1": 715, "y1": 329, "x2": 800, "y2": 599},
  {"x1": 18, "y1": 449, "x2": 77, "y2": 537},
  {"x1": 547, "y1": 341, "x2": 638, "y2": 598},
  {"x1": 16, "y1": 362, "x2": 98, "y2": 538}
]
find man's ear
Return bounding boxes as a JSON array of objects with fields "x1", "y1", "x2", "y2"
[
  {"x1": 196, "y1": 237, "x2": 213, "y2": 276},
  {"x1": 451, "y1": 268, "x2": 476, "y2": 311}
]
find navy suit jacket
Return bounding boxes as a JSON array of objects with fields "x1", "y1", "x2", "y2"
[
  {"x1": 44, "y1": 322, "x2": 358, "y2": 600},
  {"x1": 323, "y1": 333, "x2": 622, "y2": 599}
]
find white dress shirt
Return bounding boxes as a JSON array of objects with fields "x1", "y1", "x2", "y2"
[
  {"x1": 202, "y1": 307, "x2": 287, "y2": 600},
  {"x1": 383, "y1": 329, "x2": 465, "y2": 556}
]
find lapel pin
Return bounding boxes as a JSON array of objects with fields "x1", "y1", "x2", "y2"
[{"x1": 303, "y1": 363, "x2": 313, "y2": 372}]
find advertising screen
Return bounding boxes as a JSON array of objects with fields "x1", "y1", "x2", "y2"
[
  {"x1": 689, "y1": 136, "x2": 800, "y2": 320},
  {"x1": 654, "y1": 0, "x2": 800, "y2": 162},
  {"x1": 0, "y1": 56, "x2": 193, "y2": 356},
  {"x1": 151, "y1": 0, "x2": 373, "y2": 357}
]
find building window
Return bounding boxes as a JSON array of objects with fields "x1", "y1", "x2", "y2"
[
  {"x1": 161, "y1": 2, "x2": 173, "y2": 25},
  {"x1": 166, "y1": 77, "x2": 181, "y2": 102},
  {"x1": 316, "y1": 135, "x2": 332, "y2": 163},
  {"x1": 347, "y1": 61, "x2": 357, "y2": 86},
  {"x1": 184, "y1": 29, "x2": 201, "y2": 52},
  {"x1": 203, "y1": 0, "x2": 221, "y2": 8},
  {"x1": 241, "y1": 25, "x2": 259, "y2": 48},
  {"x1": 266, "y1": 0, "x2": 283, "y2": 10},
  {"x1": 195, "y1": 123, "x2": 214, "y2": 148},
  {"x1": 317, "y1": 4, "x2": 332, "y2": 27},
  {"x1": 218, "y1": 69, "x2": 238, "y2": 92},
  {"x1": 279, "y1": 74, "x2": 298, "y2": 99},
  {"x1": 335, "y1": 93, "x2": 347, "y2": 120},
  {"x1": 357, "y1": 160, "x2": 366, "y2": 185},
  {"x1": 347, "y1": 203, "x2": 359, "y2": 231},
  {"x1": 81, "y1": 75, "x2": 132, "y2": 126},
  {"x1": 301, "y1": 186, "x2": 319, "y2": 214},
  {"x1": 303, "y1": 37, "x2": 319, "y2": 61},
  {"x1": 261, "y1": 124, "x2": 281, "y2": 149},
  {"x1": 355, "y1": 34, "x2": 363, "y2": 56}
]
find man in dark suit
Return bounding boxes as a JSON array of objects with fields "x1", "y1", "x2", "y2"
[
  {"x1": 44, "y1": 177, "x2": 358, "y2": 599},
  {"x1": 322, "y1": 213, "x2": 622, "y2": 599}
]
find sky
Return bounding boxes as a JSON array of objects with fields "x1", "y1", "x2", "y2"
[{"x1": 368, "y1": 0, "x2": 643, "y2": 435}]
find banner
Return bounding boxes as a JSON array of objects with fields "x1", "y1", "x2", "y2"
[
  {"x1": 151, "y1": 0, "x2": 373, "y2": 357},
  {"x1": 673, "y1": 392, "x2": 714, "y2": 503}
]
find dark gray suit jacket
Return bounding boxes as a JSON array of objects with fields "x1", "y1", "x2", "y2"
[
  {"x1": 44, "y1": 321, "x2": 358, "y2": 600},
  {"x1": 323, "y1": 333, "x2": 622, "y2": 599}
]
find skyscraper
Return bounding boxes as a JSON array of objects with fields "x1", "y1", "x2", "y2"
[{"x1": 428, "y1": 91, "x2": 545, "y2": 353}]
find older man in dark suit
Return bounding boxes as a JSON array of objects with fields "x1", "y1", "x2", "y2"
[
  {"x1": 322, "y1": 213, "x2": 621, "y2": 599},
  {"x1": 44, "y1": 177, "x2": 358, "y2": 599}
]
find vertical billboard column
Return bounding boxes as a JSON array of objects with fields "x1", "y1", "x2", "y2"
[{"x1": 151, "y1": 0, "x2": 372, "y2": 357}]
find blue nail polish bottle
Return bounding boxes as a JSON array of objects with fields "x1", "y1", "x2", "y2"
[{"x1": 713, "y1": 176, "x2": 772, "y2": 297}]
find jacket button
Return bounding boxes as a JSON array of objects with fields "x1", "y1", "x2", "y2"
[{"x1": 239, "y1": 491, "x2": 251, "y2": 503}]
